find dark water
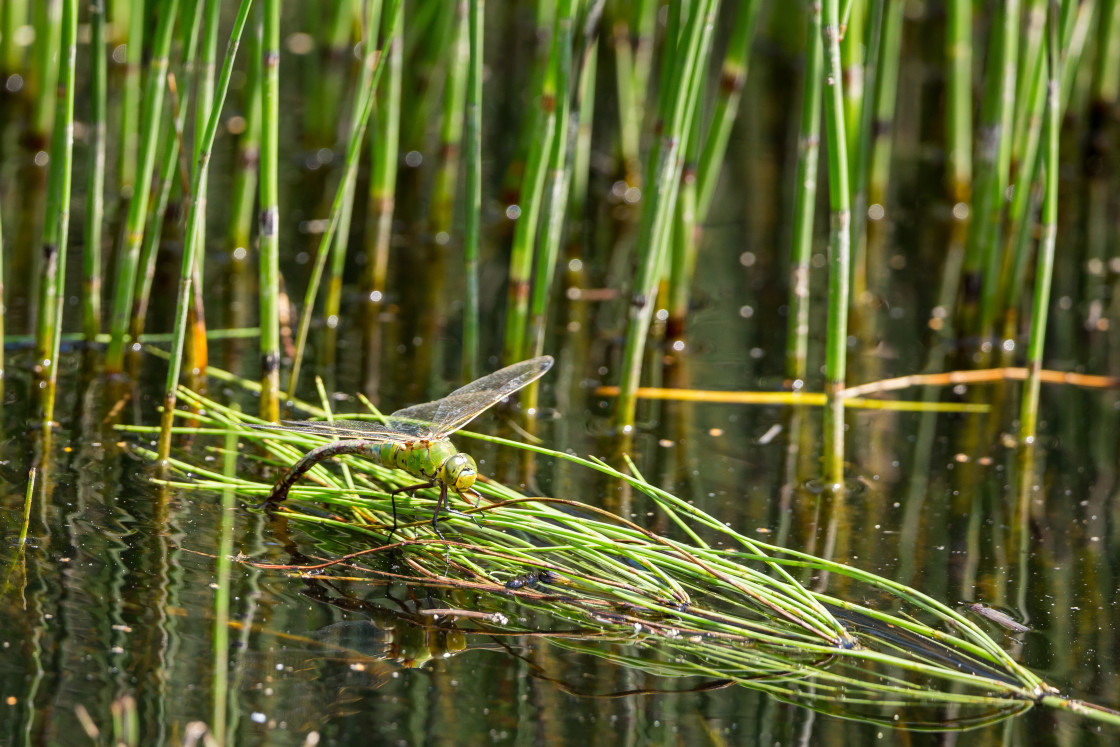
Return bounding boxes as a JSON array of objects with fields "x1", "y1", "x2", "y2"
[{"x1": 3, "y1": 4, "x2": 1120, "y2": 746}]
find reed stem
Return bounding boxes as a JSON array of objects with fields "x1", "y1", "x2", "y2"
[
  {"x1": 428, "y1": 0, "x2": 469, "y2": 239},
  {"x1": 361, "y1": 2, "x2": 402, "y2": 395},
  {"x1": 968, "y1": 0, "x2": 1020, "y2": 351},
  {"x1": 527, "y1": 0, "x2": 576, "y2": 362},
  {"x1": 462, "y1": 0, "x2": 484, "y2": 381},
  {"x1": 30, "y1": 0, "x2": 61, "y2": 146},
  {"x1": 258, "y1": 0, "x2": 281, "y2": 421},
  {"x1": 0, "y1": 176, "x2": 4, "y2": 397},
  {"x1": 158, "y1": 0, "x2": 253, "y2": 461},
  {"x1": 322, "y1": 3, "x2": 375, "y2": 370},
  {"x1": 116, "y1": 0, "x2": 145, "y2": 204},
  {"x1": 0, "y1": 0, "x2": 25, "y2": 75},
  {"x1": 82, "y1": 0, "x2": 107, "y2": 343},
  {"x1": 820, "y1": 0, "x2": 851, "y2": 487},
  {"x1": 288, "y1": 1, "x2": 392, "y2": 400},
  {"x1": 1019, "y1": 1, "x2": 1060, "y2": 441},
  {"x1": 611, "y1": 0, "x2": 655, "y2": 185},
  {"x1": 501, "y1": 7, "x2": 559, "y2": 365},
  {"x1": 786, "y1": 1, "x2": 823, "y2": 385},
  {"x1": 105, "y1": 0, "x2": 181, "y2": 373},
  {"x1": 696, "y1": 0, "x2": 760, "y2": 220},
  {"x1": 33, "y1": 0, "x2": 76, "y2": 424},
  {"x1": 225, "y1": 5, "x2": 264, "y2": 333},
  {"x1": 132, "y1": 0, "x2": 206, "y2": 347},
  {"x1": 945, "y1": 0, "x2": 971, "y2": 206},
  {"x1": 613, "y1": 0, "x2": 720, "y2": 432}
]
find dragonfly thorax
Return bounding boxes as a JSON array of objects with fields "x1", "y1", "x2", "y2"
[{"x1": 377, "y1": 439, "x2": 477, "y2": 493}]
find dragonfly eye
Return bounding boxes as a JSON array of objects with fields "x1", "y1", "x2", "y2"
[{"x1": 444, "y1": 454, "x2": 477, "y2": 492}]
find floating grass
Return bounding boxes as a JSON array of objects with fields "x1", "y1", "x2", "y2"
[{"x1": 119, "y1": 382, "x2": 1120, "y2": 729}]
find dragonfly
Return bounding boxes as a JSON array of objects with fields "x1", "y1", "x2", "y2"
[{"x1": 253, "y1": 355, "x2": 554, "y2": 539}]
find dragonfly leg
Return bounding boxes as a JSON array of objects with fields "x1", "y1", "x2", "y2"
[
  {"x1": 388, "y1": 481, "x2": 435, "y2": 537},
  {"x1": 430, "y1": 483, "x2": 449, "y2": 540},
  {"x1": 447, "y1": 490, "x2": 483, "y2": 529}
]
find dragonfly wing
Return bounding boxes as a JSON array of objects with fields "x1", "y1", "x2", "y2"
[
  {"x1": 251, "y1": 419, "x2": 421, "y2": 442},
  {"x1": 390, "y1": 355, "x2": 554, "y2": 437}
]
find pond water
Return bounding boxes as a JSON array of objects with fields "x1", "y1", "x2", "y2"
[{"x1": 3, "y1": 3, "x2": 1120, "y2": 745}]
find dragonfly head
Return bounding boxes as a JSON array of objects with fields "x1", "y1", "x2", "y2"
[{"x1": 442, "y1": 453, "x2": 478, "y2": 493}]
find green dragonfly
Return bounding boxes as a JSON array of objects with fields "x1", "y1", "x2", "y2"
[{"x1": 253, "y1": 355, "x2": 554, "y2": 538}]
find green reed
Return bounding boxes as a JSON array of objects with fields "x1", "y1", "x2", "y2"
[
  {"x1": 322, "y1": 2, "x2": 378, "y2": 369},
  {"x1": 33, "y1": 0, "x2": 76, "y2": 423},
  {"x1": 105, "y1": 0, "x2": 181, "y2": 373},
  {"x1": 428, "y1": 0, "x2": 469, "y2": 240},
  {"x1": 526, "y1": 0, "x2": 577, "y2": 362},
  {"x1": 1019, "y1": 2, "x2": 1061, "y2": 441},
  {"x1": 132, "y1": 0, "x2": 206, "y2": 347},
  {"x1": 820, "y1": 0, "x2": 851, "y2": 487},
  {"x1": 971, "y1": 0, "x2": 1021, "y2": 352},
  {"x1": 786, "y1": 2, "x2": 823, "y2": 385},
  {"x1": 501, "y1": 3, "x2": 560, "y2": 366},
  {"x1": 840, "y1": 0, "x2": 865, "y2": 193},
  {"x1": 611, "y1": 0, "x2": 655, "y2": 186},
  {"x1": 461, "y1": 0, "x2": 484, "y2": 381},
  {"x1": 0, "y1": 184, "x2": 4, "y2": 398},
  {"x1": 30, "y1": 0, "x2": 60, "y2": 147},
  {"x1": 361, "y1": 4, "x2": 402, "y2": 393},
  {"x1": 307, "y1": 0, "x2": 356, "y2": 149},
  {"x1": 157, "y1": 0, "x2": 253, "y2": 461},
  {"x1": 258, "y1": 0, "x2": 281, "y2": 421},
  {"x1": 82, "y1": 0, "x2": 107, "y2": 343},
  {"x1": 225, "y1": 6, "x2": 262, "y2": 287},
  {"x1": 946, "y1": 0, "x2": 972, "y2": 206},
  {"x1": 288, "y1": 1, "x2": 393, "y2": 401},
  {"x1": 668, "y1": 0, "x2": 760, "y2": 343},
  {"x1": 0, "y1": 0, "x2": 24, "y2": 75},
  {"x1": 116, "y1": 0, "x2": 145, "y2": 208},
  {"x1": 614, "y1": 0, "x2": 718, "y2": 433}
]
